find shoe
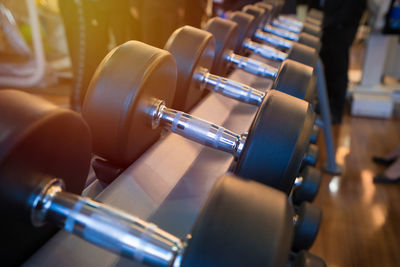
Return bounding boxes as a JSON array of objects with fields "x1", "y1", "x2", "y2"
[
  {"x1": 373, "y1": 174, "x2": 400, "y2": 184},
  {"x1": 372, "y1": 156, "x2": 397, "y2": 166}
]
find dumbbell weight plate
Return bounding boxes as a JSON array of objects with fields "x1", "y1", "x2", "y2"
[
  {"x1": 292, "y1": 251, "x2": 327, "y2": 267},
  {"x1": 0, "y1": 90, "x2": 92, "y2": 265},
  {"x1": 234, "y1": 90, "x2": 315, "y2": 194},
  {"x1": 173, "y1": 23, "x2": 312, "y2": 102},
  {"x1": 182, "y1": 174, "x2": 294, "y2": 267},
  {"x1": 302, "y1": 22, "x2": 322, "y2": 38},
  {"x1": 298, "y1": 32, "x2": 322, "y2": 53},
  {"x1": 204, "y1": 17, "x2": 239, "y2": 76},
  {"x1": 164, "y1": 26, "x2": 215, "y2": 111},
  {"x1": 242, "y1": 5, "x2": 266, "y2": 39},
  {"x1": 229, "y1": 11, "x2": 254, "y2": 55},
  {"x1": 292, "y1": 166, "x2": 322, "y2": 205},
  {"x1": 293, "y1": 202, "x2": 322, "y2": 251},
  {"x1": 273, "y1": 60, "x2": 314, "y2": 102},
  {"x1": 83, "y1": 41, "x2": 176, "y2": 166},
  {"x1": 287, "y1": 42, "x2": 318, "y2": 69}
]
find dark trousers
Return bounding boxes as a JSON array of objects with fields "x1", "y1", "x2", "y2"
[{"x1": 320, "y1": 24, "x2": 359, "y2": 123}]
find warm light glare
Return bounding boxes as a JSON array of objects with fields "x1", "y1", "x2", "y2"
[
  {"x1": 360, "y1": 169, "x2": 375, "y2": 204},
  {"x1": 370, "y1": 203, "x2": 387, "y2": 229},
  {"x1": 328, "y1": 176, "x2": 340, "y2": 195},
  {"x1": 335, "y1": 135, "x2": 350, "y2": 166}
]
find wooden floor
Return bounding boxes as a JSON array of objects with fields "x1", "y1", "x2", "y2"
[{"x1": 311, "y1": 114, "x2": 400, "y2": 266}]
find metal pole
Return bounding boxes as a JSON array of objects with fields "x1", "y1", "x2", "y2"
[{"x1": 315, "y1": 58, "x2": 341, "y2": 174}]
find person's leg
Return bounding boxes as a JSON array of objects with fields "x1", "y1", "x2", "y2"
[
  {"x1": 374, "y1": 157, "x2": 400, "y2": 183},
  {"x1": 373, "y1": 143, "x2": 400, "y2": 165},
  {"x1": 320, "y1": 29, "x2": 348, "y2": 123},
  {"x1": 320, "y1": 24, "x2": 359, "y2": 124}
]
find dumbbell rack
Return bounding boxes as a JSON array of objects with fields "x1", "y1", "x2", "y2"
[{"x1": 25, "y1": 66, "x2": 266, "y2": 266}]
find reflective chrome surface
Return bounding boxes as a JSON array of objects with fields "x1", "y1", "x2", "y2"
[
  {"x1": 263, "y1": 25, "x2": 299, "y2": 42},
  {"x1": 254, "y1": 30, "x2": 293, "y2": 50},
  {"x1": 243, "y1": 38, "x2": 288, "y2": 62},
  {"x1": 31, "y1": 180, "x2": 185, "y2": 267},
  {"x1": 151, "y1": 100, "x2": 244, "y2": 158},
  {"x1": 294, "y1": 176, "x2": 304, "y2": 187},
  {"x1": 225, "y1": 50, "x2": 278, "y2": 79},
  {"x1": 278, "y1": 15, "x2": 303, "y2": 28},
  {"x1": 198, "y1": 67, "x2": 265, "y2": 106},
  {"x1": 271, "y1": 19, "x2": 302, "y2": 34}
]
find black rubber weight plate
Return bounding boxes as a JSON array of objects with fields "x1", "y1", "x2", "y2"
[
  {"x1": 181, "y1": 174, "x2": 294, "y2": 267},
  {"x1": 302, "y1": 22, "x2": 322, "y2": 38},
  {"x1": 273, "y1": 59, "x2": 314, "y2": 102},
  {"x1": 234, "y1": 90, "x2": 315, "y2": 194},
  {"x1": 204, "y1": 17, "x2": 238, "y2": 76},
  {"x1": 229, "y1": 11, "x2": 254, "y2": 54},
  {"x1": 0, "y1": 90, "x2": 92, "y2": 265},
  {"x1": 298, "y1": 32, "x2": 321, "y2": 52},
  {"x1": 293, "y1": 202, "x2": 322, "y2": 251},
  {"x1": 287, "y1": 42, "x2": 318, "y2": 69},
  {"x1": 293, "y1": 166, "x2": 322, "y2": 205},
  {"x1": 255, "y1": 2, "x2": 274, "y2": 25},
  {"x1": 242, "y1": 5, "x2": 265, "y2": 38},
  {"x1": 82, "y1": 41, "x2": 177, "y2": 166},
  {"x1": 164, "y1": 26, "x2": 215, "y2": 112}
]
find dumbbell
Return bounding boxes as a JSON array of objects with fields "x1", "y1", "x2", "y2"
[
  {"x1": 303, "y1": 143, "x2": 319, "y2": 168},
  {"x1": 0, "y1": 89, "x2": 321, "y2": 266},
  {"x1": 256, "y1": 2, "x2": 322, "y2": 35},
  {"x1": 164, "y1": 25, "x2": 319, "y2": 171},
  {"x1": 242, "y1": 5, "x2": 322, "y2": 53},
  {"x1": 291, "y1": 250, "x2": 327, "y2": 267},
  {"x1": 165, "y1": 22, "x2": 314, "y2": 110},
  {"x1": 258, "y1": 1, "x2": 324, "y2": 27},
  {"x1": 82, "y1": 40, "x2": 314, "y2": 195},
  {"x1": 249, "y1": 3, "x2": 322, "y2": 39},
  {"x1": 164, "y1": 25, "x2": 320, "y2": 201},
  {"x1": 292, "y1": 166, "x2": 322, "y2": 205},
  {"x1": 228, "y1": 11, "x2": 319, "y2": 69},
  {"x1": 203, "y1": 17, "x2": 314, "y2": 99}
]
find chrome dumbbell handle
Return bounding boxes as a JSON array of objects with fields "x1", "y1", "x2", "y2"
[
  {"x1": 263, "y1": 25, "x2": 299, "y2": 42},
  {"x1": 31, "y1": 178, "x2": 184, "y2": 267},
  {"x1": 278, "y1": 15, "x2": 303, "y2": 28},
  {"x1": 225, "y1": 50, "x2": 279, "y2": 79},
  {"x1": 271, "y1": 19, "x2": 302, "y2": 34},
  {"x1": 151, "y1": 99, "x2": 246, "y2": 158},
  {"x1": 243, "y1": 38, "x2": 288, "y2": 62},
  {"x1": 254, "y1": 30, "x2": 293, "y2": 50},
  {"x1": 197, "y1": 67, "x2": 265, "y2": 106}
]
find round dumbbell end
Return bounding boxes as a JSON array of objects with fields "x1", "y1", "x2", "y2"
[
  {"x1": 182, "y1": 174, "x2": 294, "y2": 267},
  {"x1": 164, "y1": 26, "x2": 215, "y2": 111},
  {"x1": 0, "y1": 89, "x2": 92, "y2": 265},
  {"x1": 229, "y1": 11, "x2": 255, "y2": 54},
  {"x1": 298, "y1": 32, "x2": 322, "y2": 53},
  {"x1": 292, "y1": 250, "x2": 327, "y2": 267},
  {"x1": 310, "y1": 124, "x2": 320, "y2": 144},
  {"x1": 242, "y1": 5, "x2": 266, "y2": 38},
  {"x1": 82, "y1": 41, "x2": 177, "y2": 166},
  {"x1": 302, "y1": 22, "x2": 322, "y2": 38},
  {"x1": 303, "y1": 144, "x2": 319, "y2": 167},
  {"x1": 234, "y1": 90, "x2": 315, "y2": 194},
  {"x1": 293, "y1": 202, "x2": 322, "y2": 251},
  {"x1": 292, "y1": 166, "x2": 322, "y2": 205},
  {"x1": 273, "y1": 59, "x2": 314, "y2": 102},
  {"x1": 204, "y1": 17, "x2": 238, "y2": 76},
  {"x1": 287, "y1": 42, "x2": 318, "y2": 69}
]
